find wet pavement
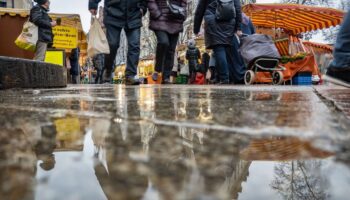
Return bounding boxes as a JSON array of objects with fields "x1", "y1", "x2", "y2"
[{"x1": 0, "y1": 85, "x2": 350, "y2": 200}]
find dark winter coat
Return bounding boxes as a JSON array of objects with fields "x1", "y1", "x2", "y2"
[
  {"x1": 186, "y1": 47, "x2": 201, "y2": 72},
  {"x1": 193, "y1": 0, "x2": 242, "y2": 49},
  {"x1": 89, "y1": 0, "x2": 147, "y2": 29},
  {"x1": 147, "y1": 0, "x2": 187, "y2": 34},
  {"x1": 241, "y1": 20, "x2": 255, "y2": 35},
  {"x1": 241, "y1": 13, "x2": 255, "y2": 35},
  {"x1": 29, "y1": 4, "x2": 53, "y2": 43},
  {"x1": 69, "y1": 48, "x2": 80, "y2": 76}
]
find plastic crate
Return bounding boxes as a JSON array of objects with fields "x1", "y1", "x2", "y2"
[
  {"x1": 176, "y1": 75, "x2": 188, "y2": 84},
  {"x1": 292, "y1": 72, "x2": 312, "y2": 85},
  {"x1": 147, "y1": 74, "x2": 162, "y2": 84}
]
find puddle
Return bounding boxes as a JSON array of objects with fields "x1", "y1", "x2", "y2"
[
  {"x1": 1, "y1": 117, "x2": 349, "y2": 200},
  {"x1": 0, "y1": 85, "x2": 350, "y2": 199}
]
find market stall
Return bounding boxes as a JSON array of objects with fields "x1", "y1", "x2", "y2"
[
  {"x1": 242, "y1": 3, "x2": 345, "y2": 84},
  {"x1": 0, "y1": 8, "x2": 87, "y2": 65}
]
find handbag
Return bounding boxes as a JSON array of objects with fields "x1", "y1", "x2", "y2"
[
  {"x1": 166, "y1": 0, "x2": 186, "y2": 20},
  {"x1": 87, "y1": 18, "x2": 110, "y2": 58},
  {"x1": 215, "y1": 0, "x2": 236, "y2": 21},
  {"x1": 15, "y1": 20, "x2": 38, "y2": 51}
]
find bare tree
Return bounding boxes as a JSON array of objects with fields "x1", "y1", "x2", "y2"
[
  {"x1": 280, "y1": 0, "x2": 341, "y2": 42},
  {"x1": 280, "y1": 0, "x2": 334, "y2": 6},
  {"x1": 321, "y1": 0, "x2": 349, "y2": 43},
  {"x1": 271, "y1": 161, "x2": 329, "y2": 200}
]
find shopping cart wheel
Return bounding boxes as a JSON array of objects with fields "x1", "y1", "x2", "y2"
[
  {"x1": 244, "y1": 70, "x2": 255, "y2": 85},
  {"x1": 272, "y1": 71, "x2": 284, "y2": 85}
]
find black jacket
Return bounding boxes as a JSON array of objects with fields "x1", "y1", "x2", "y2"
[
  {"x1": 30, "y1": 5, "x2": 53, "y2": 43},
  {"x1": 194, "y1": 0, "x2": 242, "y2": 49},
  {"x1": 89, "y1": 0, "x2": 147, "y2": 29}
]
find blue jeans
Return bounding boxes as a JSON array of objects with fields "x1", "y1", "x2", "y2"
[
  {"x1": 213, "y1": 46, "x2": 230, "y2": 82},
  {"x1": 105, "y1": 25, "x2": 141, "y2": 78},
  {"x1": 329, "y1": 9, "x2": 350, "y2": 69}
]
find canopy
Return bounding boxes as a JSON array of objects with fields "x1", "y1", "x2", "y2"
[
  {"x1": 303, "y1": 41, "x2": 333, "y2": 53},
  {"x1": 242, "y1": 4, "x2": 345, "y2": 35},
  {"x1": 274, "y1": 38, "x2": 333, "y2": 56}
]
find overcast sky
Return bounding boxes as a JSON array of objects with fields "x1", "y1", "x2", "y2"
[{"x1": 49, "y1": 0, "x2": 277, "y2": 33}]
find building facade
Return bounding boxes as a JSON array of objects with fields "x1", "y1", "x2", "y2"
[{"x1": 0, "y1": 0, "x2": 33, "y2": 9}]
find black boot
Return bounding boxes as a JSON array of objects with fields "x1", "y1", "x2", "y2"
[
  {"x1": 102, "y1": 70, "x2": 112, "y2": 83},
  {"x1": 71, "y1": 75, "x2": 78, "y2": 84}
]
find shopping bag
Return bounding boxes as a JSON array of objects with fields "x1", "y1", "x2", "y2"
[
  {"x1": 87, "y1": 18, "x2": 110, "y2": 58},
  {"x1": 15, "y1": 21, "x2": 38, "y2": 51}
]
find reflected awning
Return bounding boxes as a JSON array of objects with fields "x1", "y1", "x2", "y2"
[
  {"x1": 242, "y1": 4, "x2": 345, "y2": 35},
  {"x1": 240, "y1": 137, "x2": 334, "y2": 161}
]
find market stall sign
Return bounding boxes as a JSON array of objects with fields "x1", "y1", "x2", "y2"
[
  {"x1": 52, "y1": 26, "x2": 78, "y2": 49},
  {"x1": 45, "y1": 50, "x2": 65, "y2": 66}
]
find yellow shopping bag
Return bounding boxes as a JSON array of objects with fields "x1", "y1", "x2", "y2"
[{"x1": 15, "y1": 21, "x2": 38, "y2": 51}]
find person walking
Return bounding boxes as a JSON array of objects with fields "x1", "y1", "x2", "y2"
[
  {"x1": 93, "y1": 54, "x2": 105, "y2": 84},
  {"x1": 69, "y1": 48, "x2": 80, "y2": 84},
  {"x1": 324, "y1": 9, "x2": 350, "y2": 87},
  {"x1": 186, "y1": 39, "x2": 201, "y2": 83},
  {"x1": 89, "y1": 0, "x2": 147, "y2": 85},
  {"x1": 228, "y1": 12, "x2": 255, "y2": 84},
  {"x1": 194, "y1": 0, "x2": 242, "y2": 84},
  {"x1": 148, "y1": 0, "x2": 187, "y2": 84},
  {"x1": 30, "y1": 0, "x2": 56, "y2": 61}
]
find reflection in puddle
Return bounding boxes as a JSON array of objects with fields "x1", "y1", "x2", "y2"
[
  {"x1": 0, "y1": 86, "x2": 350, "y2": 199},
  {"x1": 1, "y1": 116, "x2": 349, "y2": 200},
  {"x1": 241, "y1": 137, "x2": 334, "y2": 161}
]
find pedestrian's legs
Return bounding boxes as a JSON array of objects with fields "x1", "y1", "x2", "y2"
[
  {"x1": 213, "y1": 45, "x2": 230, "y2": 83},
  {"x1": 329, "y1": 9, "x2": 350, "y2": 69},
  {"x1": 227, "y1": 35, "x2": 246, "y2": 84},
  {"x1": 104, "y1": 25, "x2": 122, "y2": 82},
  {"x1": 124, "y1": 28, "x2": 141, "y2": 78},
  {"x1": 34, "y1": 41, "x2": 48, "y2": 61},
  {"x1": 163, "y1": 33, "x2": 179, "y2": 81},
  {"x1": 154, "y1": 31, "x2": 170, "y2": 74},
  {"x1": 95, "y1": 68, "x2": 99, "y2": 84}
]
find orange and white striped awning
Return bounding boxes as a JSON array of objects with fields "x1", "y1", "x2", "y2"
[
  {"x1": 303, "y1": 41, "x2": 333, "y2": 53},
  {"x1": 274, "y1": 38, "x2": 333, "y2": 56},
  {"x1": 275, "y1": 38, "x2": 289, "y2": 56},
  {"x1": 242, "y1": 4, "x2": 345, "y2": 35}
]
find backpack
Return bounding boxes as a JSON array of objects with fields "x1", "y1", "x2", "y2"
[{"x1": 216, "y1": 0, "x2": 236, "y2": 21}]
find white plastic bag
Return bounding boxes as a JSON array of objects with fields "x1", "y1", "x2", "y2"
[
  {"x1": 87, "y1": 18, "x2": 110, "y2": 58},
  {"x1": 15, "y1": 21, "x2": 38, "y2": 51}
]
